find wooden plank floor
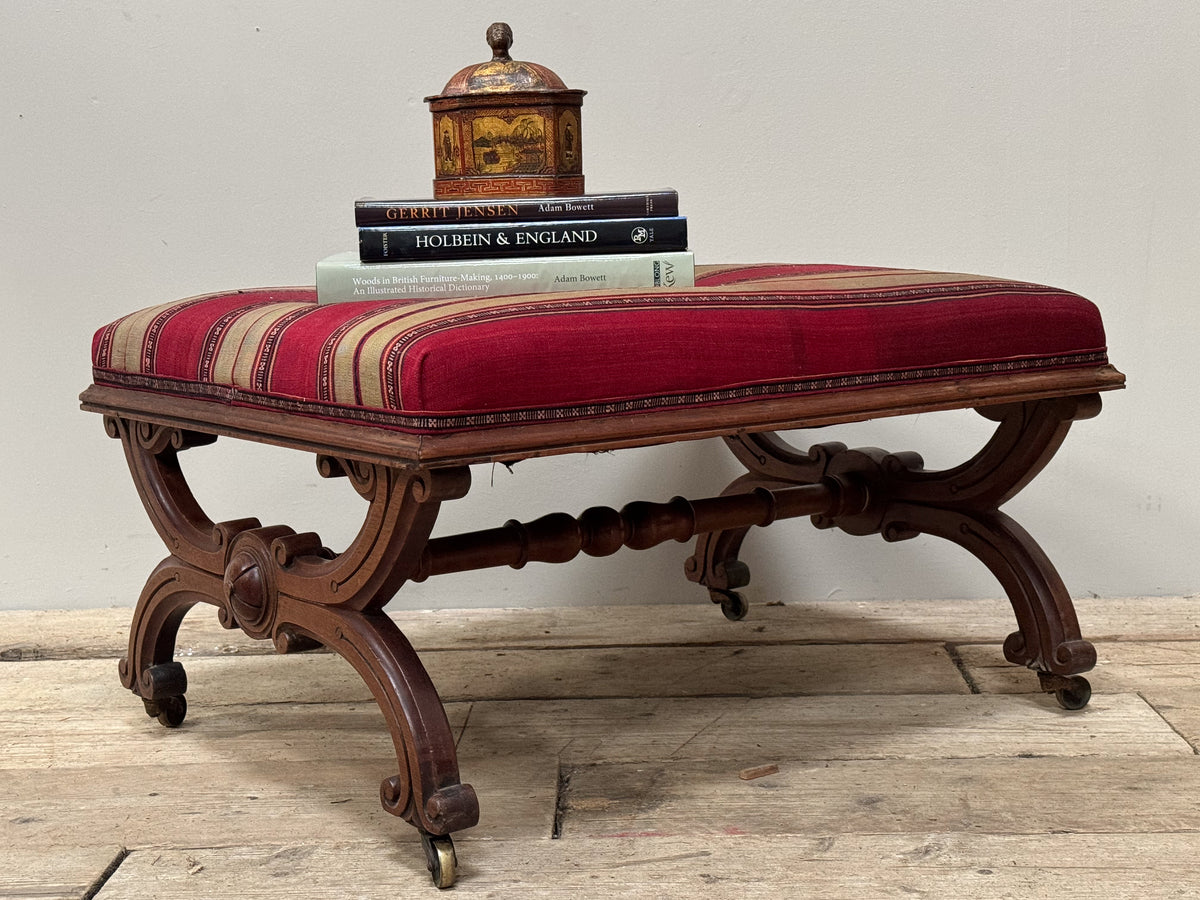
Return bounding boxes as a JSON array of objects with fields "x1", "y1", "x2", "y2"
[{"x1": 3, "y1": 596, "x2": 1199, "y2": 898}]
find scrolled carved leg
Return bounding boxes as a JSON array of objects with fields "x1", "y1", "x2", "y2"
[
  {"x1": 272, "y1": 603, "x2": 480, "y2": 838},
  {"x1": 212, "y1": 463, "x2": 478, "y2": 883},
  {"x1": 684, "y1": 474, "x2": 774, "y2": 620},
  {"x1": 818, "y1": 397, "x2": 1103, "y2": 703},
  {"x1": 694, "y1": 397, "x2": 1103, "y2": 706},
  {"x1": 872, "y1": 502, "x2": 1096, "y2": 677},
  {"x1": 119, "y1": 557, "x2": 224, "y2": 727},
  {"x1": 102, "y1": 417, "x2": 478, "y2": 884},
  {"x1": 106, "y1": 417, "x2": 266, "y2": 725},
  {"x1": 685, "y1": 436, "x2": 847, "y2": 619}
]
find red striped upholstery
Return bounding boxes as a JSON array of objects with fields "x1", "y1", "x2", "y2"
[{"x1": 91, "y1": 264, "x2": 1109, "y2": 434}]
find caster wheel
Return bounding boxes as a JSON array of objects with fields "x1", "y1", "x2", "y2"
[
  {"x1": 721, "y1": 593, "x2": 749, "y2": 621},
  {"x1": 713, "y1": 589, "x2": 748, "y2": 621},
  {"x1": 420, "y1": 832, "x2": 457, "y2": 889},
  {"x1": 1054, "y1": 676, "x2": 1091, "y2": 711},
  {"x1": 1038, "y1": 671, "x2": 1092, "y2": 711},
  {"x1": 153, "y1": 694, "x2": 188, "y2": 728}
]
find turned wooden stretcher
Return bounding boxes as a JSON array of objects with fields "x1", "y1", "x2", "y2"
[{"x1": 81, "y1": 264, "x2": 1124, "y2": 887}]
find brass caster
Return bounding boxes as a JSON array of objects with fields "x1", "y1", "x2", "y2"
[
  {"x1": 1038, "y1": 672, "x2": 1091, "y2": 711},
  {"x1": 420, "y1": 831, "x2": 458, "y2": 889},
  {"x1": 711, "y1": 588, "x2": 749, "y2": 621}
]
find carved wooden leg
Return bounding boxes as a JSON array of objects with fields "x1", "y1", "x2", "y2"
[
  {"x1": 874, "y1": 502, "x2": 1094, "y2": 709},
  {"x1": 103, "y1": 417, "x2": 477, "y2": 886},
  {"x1": 690, "y1": 397, "x2": 1103, "y2": 707},
  {"x1": 685, "y1": 435, "x2": 847, "y2": 619},
  {"x1": 118, "y1": 558, "x2": 222, "y2": 726},
  {"x1": 685, "y1": 473, "x2": 785, "y2": 620},
  {"x1": 106, "y1": 416, "x2": 262, "y2": 726},
  {"x1": 270, "y1": 602, "x2": 479, "y2": 837}
]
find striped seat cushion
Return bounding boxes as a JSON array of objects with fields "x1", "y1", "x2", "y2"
[{"x1": 91, "y1": 264, "x2": 1109, "y2": 434}]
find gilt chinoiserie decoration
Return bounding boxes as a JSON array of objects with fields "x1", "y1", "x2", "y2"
[{"x1": 426, "y1": 22, "x2": 586, "y2": 199}]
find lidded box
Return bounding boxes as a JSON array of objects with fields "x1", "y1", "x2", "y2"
[{"x1": 425, "y1": 23, "x2": 585, "y2": 199}]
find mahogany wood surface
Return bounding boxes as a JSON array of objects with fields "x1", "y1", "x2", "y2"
[
  {"x1": 80, "y1": 363, "x2": 1124, "y2": 888},
  {"x1": 80, "y1": 365, "x2": 1123, "y2": 468}
]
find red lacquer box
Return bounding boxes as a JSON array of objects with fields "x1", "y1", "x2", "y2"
[{"x1": 425, "y1": 23, "x2": 586, "y2": 200}]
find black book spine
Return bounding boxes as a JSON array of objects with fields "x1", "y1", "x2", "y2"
[
  {"x1": 358, "y1": 217, "x2": 688, "y2": 262},
  {"x1": 354, "y1": 190, "x2": 679, "y2": 227}
]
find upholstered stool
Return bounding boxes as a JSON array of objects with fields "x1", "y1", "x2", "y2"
[{"x1": 82, "y1": 263, "x2": 1124, "y2": 887}]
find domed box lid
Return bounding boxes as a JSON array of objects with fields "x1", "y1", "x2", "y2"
[
  {"x1": 430, "y1": 22, "x2": 583, "y2": 100},
  {"x1": 425, "y1": 24, "x2": 587, "y2": 199}
]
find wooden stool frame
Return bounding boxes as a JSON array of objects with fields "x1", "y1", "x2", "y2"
[{"x1": 80, "y1": 363, "x2": 1123, "y2": 888}]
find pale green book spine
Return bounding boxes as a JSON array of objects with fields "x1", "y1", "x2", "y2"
[{"x1": 315, "y1": 250, "x2": 695, "y2": 304}]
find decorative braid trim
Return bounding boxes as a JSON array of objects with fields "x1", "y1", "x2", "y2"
[{"x1": 94, "y1": 350, "x2": 1109, "y2": 435}]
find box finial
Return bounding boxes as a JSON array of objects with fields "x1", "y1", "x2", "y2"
[{"x1": 487, "y1": 23, "x2": 513, "y2": 62}]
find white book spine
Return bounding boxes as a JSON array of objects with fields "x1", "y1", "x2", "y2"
[{"x1": 315, "y1": 251, "x2": 695, "y2": 305}]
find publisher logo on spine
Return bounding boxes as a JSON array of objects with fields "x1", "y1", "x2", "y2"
[{"x1": 631, "y1": 226, "x2": 650, "y2": 244}]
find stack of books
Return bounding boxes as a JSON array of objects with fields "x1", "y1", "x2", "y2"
[{"x1": 315, "y1": 189, "x2": 693, "y2": 304}]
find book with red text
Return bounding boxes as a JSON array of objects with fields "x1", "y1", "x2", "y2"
[{"x1": 354, "y1": 189, "x2": 678, "y2": 227}]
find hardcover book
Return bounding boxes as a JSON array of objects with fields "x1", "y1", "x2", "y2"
[
  {"x1": 358, "y1": 216, "x2": 688, "y2": 262},
  {"x1": 316, "y1": 249, "x2": 695, "y2": 305},
  {"x1": 354, "y1": 190, "x2": 679, "y2": 226}
]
